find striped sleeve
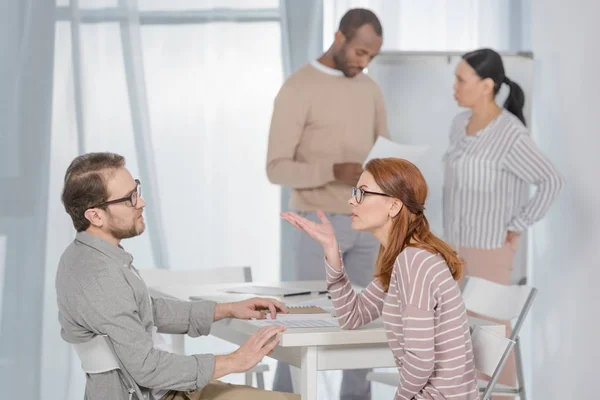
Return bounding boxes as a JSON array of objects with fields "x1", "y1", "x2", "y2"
[
  {"x1": 393, "y1": 252, "x2": 441, "y2": 400},
  {"x1": 325, "y1": 257, "x2": 385, "y2": 330},
  {"x1": 396, "y1": 306, "x2": 435, "y2": 400},
  {"x1": 504, "y1": 134, "x2": 564, "y2": 232}
]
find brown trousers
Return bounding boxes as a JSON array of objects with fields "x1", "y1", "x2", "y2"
[
  {"x1": 459, "y1": 237, "x2": 520, "y2": 400},
  {"x1": 161, "y1": 381, "x2": 300, "y2": 400}
]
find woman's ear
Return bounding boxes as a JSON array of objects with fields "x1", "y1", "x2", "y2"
[
  {"x1": 389, "y1": 200, "x2": 403, "y2": 218},
  {"x1": 482, "y1": 77, "x2": 495, "y2": 96}
]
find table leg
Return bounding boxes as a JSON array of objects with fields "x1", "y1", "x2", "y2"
[{"x1": 301, "y1": 347, "x2": 318, "y2": 400}]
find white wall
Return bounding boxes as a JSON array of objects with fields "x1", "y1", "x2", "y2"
[{"x1": 530, "y1": 1, "x2": 599, "y2": 398}]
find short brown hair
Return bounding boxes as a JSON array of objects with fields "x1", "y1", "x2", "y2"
[
  {"x1": 338, "y1": 8, "x2": 383, "y2": 42},
  {"x1": 61, "y1": 152, "x2": 125, "y2": 232}
]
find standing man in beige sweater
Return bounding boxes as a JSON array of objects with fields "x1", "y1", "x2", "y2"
[{"x1": 266, "y1": 8, "x2": 388, "y2": 400}]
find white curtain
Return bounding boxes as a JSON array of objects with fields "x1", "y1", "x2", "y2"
[
  {"x1": 41, "y1": 0, "x2": 284, "y2": 398},
  {"x1": 324, "y1": 0, "x2": 524, "y2": 52}
]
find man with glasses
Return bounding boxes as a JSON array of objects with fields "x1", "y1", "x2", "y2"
[
  {"x1": 55, "y1": 152, "x2": 299, "y2": 400},
  {"x1": 266, "y1": 8, "x2": 389, "y2": 400}
]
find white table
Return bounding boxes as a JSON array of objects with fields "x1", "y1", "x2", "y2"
[{"x1": 151, "y1": 281, "x2": 504, "y2": 400}]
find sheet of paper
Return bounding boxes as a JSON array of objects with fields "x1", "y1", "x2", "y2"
[
  {"x1": 265, "y1": 311, "x2": 333, "y2": 320},
  {"x1": 363, "y1": 136, "x2": 429, "y2": 167},
  {"x1": 224, "y1": 285, "x2": 312, "y2": 297},
  {"x1": 248, "y1": 319, "x2": 340, "y2": 328}
]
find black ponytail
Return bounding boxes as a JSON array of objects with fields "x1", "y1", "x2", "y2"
[{"x1": 502, "y1": 76, "x2": 526, "y2": 126}]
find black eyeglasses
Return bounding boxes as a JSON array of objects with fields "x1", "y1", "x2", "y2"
[
  {"x1": 351, "y1": 187, "x2": 391, "y2": 204},
  {"x1": 93, "y1": 179, "x2": 141, "y2": 208}
]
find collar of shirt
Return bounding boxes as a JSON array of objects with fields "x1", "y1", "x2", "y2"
[
  {"x1": 310, "y1": 59, "x2": 345, "y2": 77},
  {"x1": 75, "y1": 231, "x2": 134, "y2": 267}
]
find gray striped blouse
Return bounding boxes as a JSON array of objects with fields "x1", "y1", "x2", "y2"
[{"x1": 442, "y1": 110, "x2": 564, "y2": 249}]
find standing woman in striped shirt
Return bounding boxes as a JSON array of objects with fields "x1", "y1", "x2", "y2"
[
  {"x1": 444, "y1": 48, "x2": 563, "y2": 396},
  {"x1": 282, "y1": 158, "x2": 479, "y2": 400}
]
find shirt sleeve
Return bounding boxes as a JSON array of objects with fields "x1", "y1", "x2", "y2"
[
  {"x1": 504, "y1": 134, "x2": 564, "y2": 232},
  {"x1": 78, "y1": 276, "x2": 215, "y2": 392},
  {"x1": 151, "y1": 296, "x2": 216, "y2": 337},
  {"x1": 392, "y1": 254, "x2": 438, "y2": 400},
  {"x1": 325, "y1": 253, "x2": 385, "y2": 330},
  {"x1": 266, "y1": 83, "x2": 336, "y2": 189}
]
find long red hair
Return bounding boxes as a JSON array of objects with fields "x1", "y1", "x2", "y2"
[{"x1": 366, "y1": 158, "x2": 463, "y2": 290}]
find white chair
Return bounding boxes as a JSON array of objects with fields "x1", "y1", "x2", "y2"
[
  {"x1": 367, "y1": 326, "x2": 515, "y2": 400},
  {"x1": 73, "y1": 335, "x2": 142, "y2": 400},
  {"x1": 462, "y1": 276, "x2": 537, "y2": 399},
  {"x1": 471, "y1": 326, "x2": 516, "y2": 400},
  {"x1": 138, "y1": 266, "x2": 253, "y2": 287},
  {"x1": 73, "y1": 335, "x2": 120, "y2": 374},
  {"x1": 366, "y1": 326, "x2": 515, "y2": 400},
  {"x1": 367, "y1": 277, "x2": 537, "y2": 399},
  {"x1": 138, "y1": 266, "x2": 269, "y2": 389}
]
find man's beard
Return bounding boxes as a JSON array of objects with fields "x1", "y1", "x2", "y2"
[
  {"x1": 333, "y1": 46, "x2": 351, "y2": 77},
  {"x1": 108, "y1": 215, "x2": 144, "y2": 240}
]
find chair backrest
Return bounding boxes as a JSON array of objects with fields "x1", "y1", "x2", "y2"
[
  {"x1": 471, "y1": 326, "x2": 515, "y2": 376},
  {"x1": 73, "y1": 335, "x2": 120, "y2": 373},
  {"x1": 471, "y1": 326, "x2": 516, "y2": 400},
  {"x1": 138, "y1": 266, "x2": 253, "y2": 287},
  {"x1": 462, "y1": 276, "x2": 537, "y2": 339}
]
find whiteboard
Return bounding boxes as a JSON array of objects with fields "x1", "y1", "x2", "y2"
[{"x1": 368, "y1": 51, "x2": 534, "y2": 283}]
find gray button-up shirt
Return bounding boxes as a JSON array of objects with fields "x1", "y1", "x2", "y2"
[{"x1": 56, "y1": 231, "x2": 217, "y2": 399}]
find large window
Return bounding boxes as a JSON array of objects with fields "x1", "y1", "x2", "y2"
[
  {"x1": 42, "y1": 1, "x2": 284, "y2": 397},
  {"x1": 324, "y1": 0, "x2": 523, "y2": 52}
]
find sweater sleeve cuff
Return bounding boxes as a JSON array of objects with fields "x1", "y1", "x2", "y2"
[
  {"x1": 188, "y1": 300, "x2": 217, "y2": 337},
  {"x1": 324, "y1": 249, "x2": 345, "y2": 283},
  {"x1": 193, "y1": 354, "x2": 215, "y2": 390}
]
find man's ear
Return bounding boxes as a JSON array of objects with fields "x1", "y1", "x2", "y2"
[
  {"x1": 389, "y1": 200, "x2": 403, "y2": 218},
  {"x1": 334, "y1": 30, "x2": 346, "y2": 46},
  {"x1": 84, "y1": 208, "x2": 104, "y2": 228}
]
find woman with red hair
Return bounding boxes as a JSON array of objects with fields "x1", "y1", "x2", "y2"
[{"x1": 282, "y1": 158, "x2": 478, "y2": 400}]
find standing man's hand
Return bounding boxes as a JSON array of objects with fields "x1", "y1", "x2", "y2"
[{"x1": 333, "y1": 163, "x2": 363, "y2": 186}]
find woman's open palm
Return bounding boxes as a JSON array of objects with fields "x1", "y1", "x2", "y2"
[{"x1": 281, "y1": 210, "x2": 337, "y2": 249}]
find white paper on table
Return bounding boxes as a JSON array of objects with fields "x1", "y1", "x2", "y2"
[
  {"x1": 363, "y1": 136, "x2": 429, "y2": 167},
  {"x1": 248, "y1": 319, "x2": 340, "y2": 328}
]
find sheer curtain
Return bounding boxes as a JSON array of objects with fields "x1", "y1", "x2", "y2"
[
  {"x1": 324, "y1": 0, "x2": 524, "y2": 52},
  {"x1": 37, "y1": 0, "x2": 283, "y2": 398}
]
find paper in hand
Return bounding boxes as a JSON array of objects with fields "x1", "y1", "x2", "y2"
[{"x1": 363, "y1": 136, "x2": 429, "y2": 167}]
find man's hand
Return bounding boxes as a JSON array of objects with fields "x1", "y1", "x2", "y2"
[
  {"x1": 213, "y1": 326, "x2": 285, "y2": 378},
  {"x1": 333, "y1": 162, "x2": 363, "y2": 186},
  {"x1": 215, "y1": 297, "x2": 287, "y2": 321}
]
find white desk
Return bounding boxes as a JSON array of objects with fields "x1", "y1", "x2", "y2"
[{"x1": 151, "y1": 281, "x2": 504, "y2": 400}]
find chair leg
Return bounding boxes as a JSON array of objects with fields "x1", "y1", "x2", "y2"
[
  {"x1": 245, "y1": 372, "x2": 253, "y2": 386},
  {"x1": 256, "y1": 372, "x2": 265, "y2": 390},
  {"x1": 514, "y1": 337, "x2": 527, "y2": 400}
]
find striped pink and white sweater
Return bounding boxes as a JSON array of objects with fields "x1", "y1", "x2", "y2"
[{"x1": 326, "y1": 246, "x2": 479, "y2": 400}]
